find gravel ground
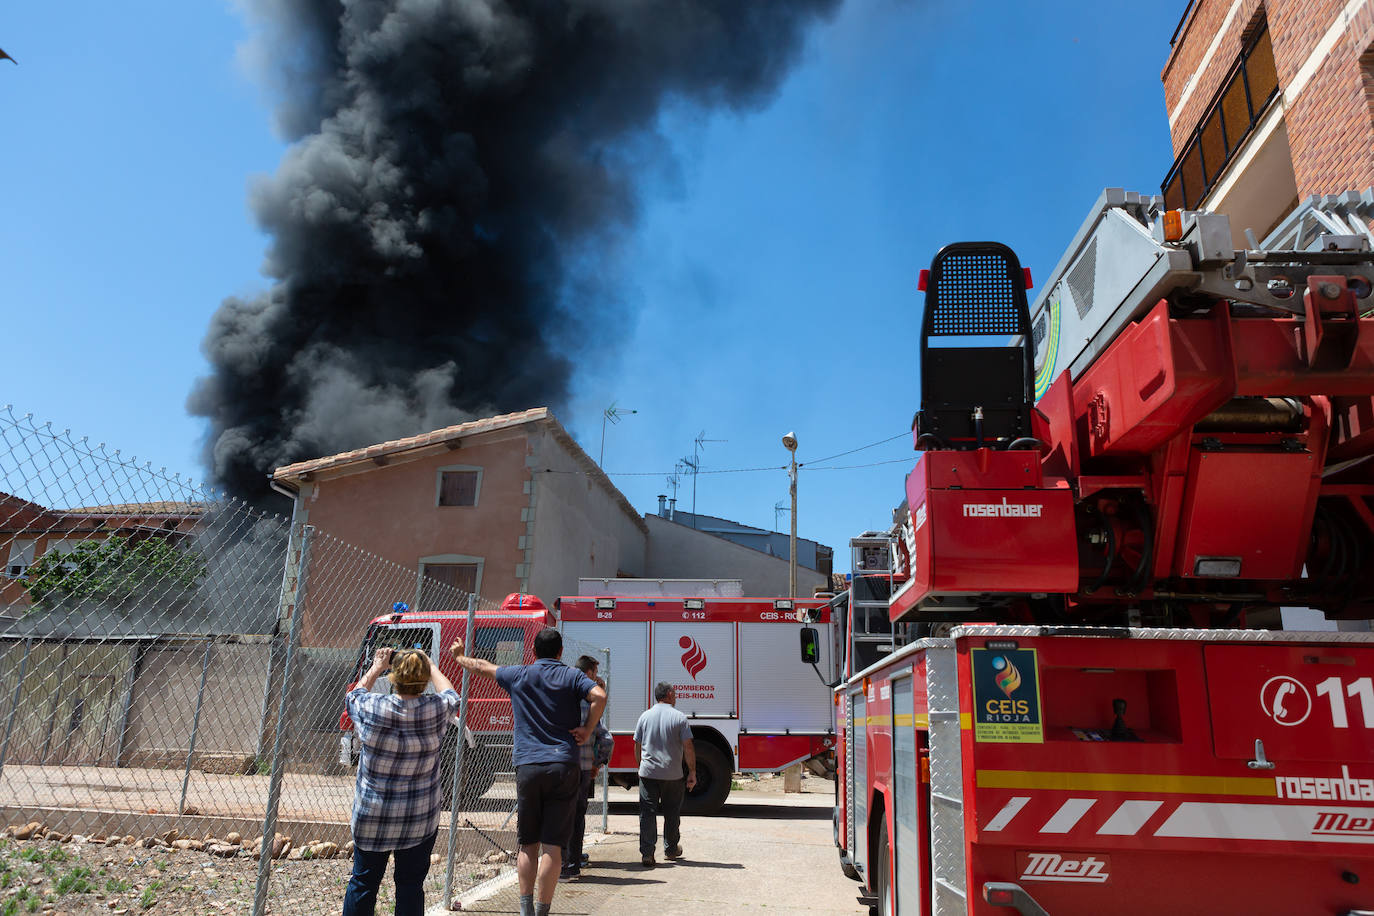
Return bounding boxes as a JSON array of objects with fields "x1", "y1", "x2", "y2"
[
  {"x1": 0, "y1": 773, "x2": 838, "y2": 915},
  {"x1": 0, "y1": 831, "x2": 514, "y2": 916},
  {"x1": 0, "y1": 832, "x2": 355, "y2": 916}
]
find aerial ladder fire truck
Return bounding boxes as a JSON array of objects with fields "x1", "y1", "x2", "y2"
[{"x1": 833, "y1": 189, "x2": 1374, "y2": 915}]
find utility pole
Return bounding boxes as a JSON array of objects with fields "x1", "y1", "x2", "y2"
[{"x1": 783, "y1": 431, "x2": 798, "y2": 599}]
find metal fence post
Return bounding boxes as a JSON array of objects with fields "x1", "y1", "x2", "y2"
[
  {"x1": 255, "y1": 490, "x2": 306, "y2": 763},
  {"x1": 444, "y1": 593, "x2": 479, "y2": 905},
  {"x1": 178, "y1": 637, "x2": 213, "y2": 814},
  {"x1": 0, "y1": 637, "x2": 33, "y2": 779},
  {"x1": 251, "y1": 524, "x2": 313, "y2": 916},
  {"x1": 601, "y1": 647, "x2": 610, "y2": 836}
]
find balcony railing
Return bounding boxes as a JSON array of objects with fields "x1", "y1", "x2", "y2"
[{"x1": 1161, "y1": 25, "x2": 1280, "y2": 212}]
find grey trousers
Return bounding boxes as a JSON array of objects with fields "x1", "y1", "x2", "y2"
[{"x1": 638, "y1": 776, "x2": 685, "y2": 857}]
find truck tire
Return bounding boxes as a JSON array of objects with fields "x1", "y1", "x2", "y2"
[
  {"x1": 439, "y1": 739, "x2": 497, "y2": 808},
  {"x1": 872, "y1": 818, "x2": 892, "y2": 916},
  {"x1": 681, "y1": 741, "x2": 732, "y2": 815}
]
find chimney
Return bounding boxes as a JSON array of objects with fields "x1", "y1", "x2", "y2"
[
  {"x1": 657, "y1": 494, "x2": 667, "y2": 517},
  {"x1": 668, "y1": 497, "x2": 677, "y2": 520}
]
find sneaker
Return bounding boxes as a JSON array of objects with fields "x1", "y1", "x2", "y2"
[
  {"x1": 560, "y1": 865, "x2": 581, "y2": 879},
  {"x1": 641, "y1": 855, "x2": 656, "y2": 868},
  {"x1": 664, "y1": 845, "x2": 683, "y2": 859}
]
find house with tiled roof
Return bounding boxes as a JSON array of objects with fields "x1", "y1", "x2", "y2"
[
  {"x1": 0, "y1": 492, "x2": 203, "y2": 613},
  {"x1": 271, "y1": 408, "x2": 648, "y2": 647},
  {"x1": 270, "y1": 408, "x2": 828, "y2": 648}
]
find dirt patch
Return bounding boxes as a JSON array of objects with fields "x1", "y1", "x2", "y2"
[
  {"x1": 732, "y1": 770, "x2": 834, "y2": 795},
  {"x1": 0, "y1": 832, "x2": 502, "y2": 915}
]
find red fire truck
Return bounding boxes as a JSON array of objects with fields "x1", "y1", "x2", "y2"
[
  {"x1": 341, "y1": 586, "x2": 840, "y2": 814},
  {"x1": 835, "y1": 191, "x2": 1374, "y2": 914},
  {"x1": 559, "y1": 593, "x2": 837, "y2": 812}
]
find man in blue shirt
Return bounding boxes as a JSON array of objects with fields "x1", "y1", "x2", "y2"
[{"x1": 451, "y1": 627, "x2": 606, "y2": 916}]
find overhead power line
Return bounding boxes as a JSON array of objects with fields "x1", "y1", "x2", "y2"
[
  {"x1": 804, "y1": 456, "x2": 914, "y2": 471},
  {"x1": 800, "y1": 432, "x2": 908, "y2": 467}
]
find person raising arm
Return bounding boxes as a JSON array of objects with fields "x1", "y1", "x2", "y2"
[
  {"x1": 450, "y1": 637, "x2": 607, "y2": 742},
  {"x1": 450, "y1": 629, "x2": 606, "y2": 916}
]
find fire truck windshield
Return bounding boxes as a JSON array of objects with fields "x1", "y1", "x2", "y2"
[
  {"x1": 358, "y1": 625, "x2": 436, "y2": 674},
  {"x1": 472, "y1": 626, "x2": 523, "y2": 666}
]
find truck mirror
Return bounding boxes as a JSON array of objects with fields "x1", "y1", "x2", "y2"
[{"x1": 800, "y1": 627, "x2": 820, "y2": 665}]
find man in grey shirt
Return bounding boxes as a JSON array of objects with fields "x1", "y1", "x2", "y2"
[{"x1": 633, "y1": 682, "x2": 697, "y2": 867}]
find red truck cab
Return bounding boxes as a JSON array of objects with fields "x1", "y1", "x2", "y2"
[{"x1": 339, "y1": 595, "x2": 556, "y2": 801}]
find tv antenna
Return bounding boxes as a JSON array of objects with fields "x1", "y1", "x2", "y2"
[
  {"x1": 774, "y1": 500, "x2": 790, "y2": 531},
  {"x1": 599, "y1": 401, "x2": 638, "y2": 467},
  {"x1": 687, "y1": 430, "x2": 726, "y2": 527},
  {"x1": 666, "y1": 461, "x2": 684, "y2": 502}
]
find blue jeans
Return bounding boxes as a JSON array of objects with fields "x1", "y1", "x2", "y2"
[
  {"x1": 639, "y1": 777, "x2": 685, "y2": 857},
  {"x1": 342, "y1": 831, "x2": 437, "y2": 916},
  {"x1": 563, "y1": 769, "x2": 595, "y2": 866}
]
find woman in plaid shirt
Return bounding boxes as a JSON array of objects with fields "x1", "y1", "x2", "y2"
[{"x1": 343, "y1": 647, "x2": 459, "y2": 916}]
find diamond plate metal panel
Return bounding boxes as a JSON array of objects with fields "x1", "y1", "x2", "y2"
[
  {"x1": 925, "y1": 644, "x2": 966, "y2": 914},
  {"x1": 853, "y1": 692, "x2": 867, "y2": 876},
  {"x1": 846, "y1": 694, "x2": 856, "y2": 859},
  {"x1": 892, "y1": 677, "x2": 918, "y2": 913}
]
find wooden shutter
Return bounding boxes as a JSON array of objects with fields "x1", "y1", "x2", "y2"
[
  {"x1": 420, "y1": 563, "x2": 479, "y2": 609},
  {"x1": 439, "y1": 471, "x2": 478, "y2": 506}
]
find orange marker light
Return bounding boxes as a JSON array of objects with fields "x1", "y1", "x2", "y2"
[{"x1": 1163, "y1": 209, "x2": 1184, "y2": 242}]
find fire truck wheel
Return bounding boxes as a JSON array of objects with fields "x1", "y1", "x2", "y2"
[
  {"x1": 872, "y1": 818, "x2": 891, "y2": 916},
  {"x1": 680, "y1": 741, "x2": 732, "y2": 815},
  {"x1": 439, "y1": 740, "x2": 497, "y2": 808}
]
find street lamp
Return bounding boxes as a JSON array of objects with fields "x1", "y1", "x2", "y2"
[{"x1": 782, "y1": 431, "x2": 798, "y2": 599}]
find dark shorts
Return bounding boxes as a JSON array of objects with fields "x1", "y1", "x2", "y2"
[{"x1": 515, "y1": 761, "x2": 579, "y2": 847}]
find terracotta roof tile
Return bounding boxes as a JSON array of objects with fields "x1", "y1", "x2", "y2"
[
  {"x1": 272, "y1": 407, "x2": 550, "y2": 481},
  {"x1": 269, "y1": 407, "x2": 648, "y2": 533},
  {"x1": 63, "y1": 502, "x2": 206, "y2": 516}
]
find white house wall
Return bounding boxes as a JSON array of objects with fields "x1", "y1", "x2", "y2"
[{"x1": 525, "y1": 426, "x2": 647, "y2": 605}]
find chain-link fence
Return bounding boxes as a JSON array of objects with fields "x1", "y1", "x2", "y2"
[{"x1": 0, "y1": 406, "x2": 630, "y2": 915}]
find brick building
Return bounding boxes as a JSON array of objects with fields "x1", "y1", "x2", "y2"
[
  {"x1": 0, "y1": 494, "x2": 202, "y2": 615},
  {"x1": 1161, "y1": 0, "x2": 1374, "y2": 244}
]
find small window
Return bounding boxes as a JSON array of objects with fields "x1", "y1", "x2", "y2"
[
  {"x1": 473, "y1": 626, "x2": 524, "y2": 666},
  {"x1": 1162, "y1": 171, "x2": 1185, "y2": 212},
  {"x1": 1199, "y1": 108, "x2": 1227, "y2": 183},
  {"x1": 439, "y1": 470, "x2": 479, "y2": 507},
  {"x1": 5, "y1": 539, "x2": 35, "y2": 578},
  {"x1": 1244, "y1": 28, "x2": 1279, "y2": 108},
  {"x1": 1179, "y1": 145, "x2": 1205, "y2": 210},
  {"x1": 1220, "y1": 78, "x2": 1250, "y2": 155}
]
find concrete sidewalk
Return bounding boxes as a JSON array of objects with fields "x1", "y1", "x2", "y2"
[{"x1": 450, "y1": 787, "x2": 869, "y2": 915}]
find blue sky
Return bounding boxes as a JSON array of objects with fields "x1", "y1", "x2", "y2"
[{"x1": 2, "y1": 1, "x2": 1184, "y2": 572}]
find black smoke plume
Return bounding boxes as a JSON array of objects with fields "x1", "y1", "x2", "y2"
[{"x1": 190, "y1": 0, "x2": 841, "y2": 502}]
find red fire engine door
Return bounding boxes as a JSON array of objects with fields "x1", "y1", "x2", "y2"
[{"x1": 650, "y1": 623, "x2": 736, "y2": 717}]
